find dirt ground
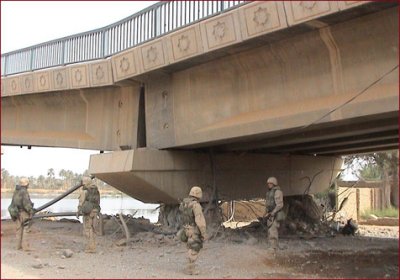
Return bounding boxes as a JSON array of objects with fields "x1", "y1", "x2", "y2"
[{"x1": 1, "y1": 218, "x2": 398, "y2": 279}]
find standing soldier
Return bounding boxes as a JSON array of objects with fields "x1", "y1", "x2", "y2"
[
  {"x1": 76, "y1": 176, "x2": 101, "y2": 253},
  {"x1": 265, "y1": 177, "x2": 284, "y2": 251},
  {"x1": 179, "y1": 186, "x2": 207, "y2": 275},
  {"x1": 10, "y1": 177, "x2": 35, "y2": 250}
]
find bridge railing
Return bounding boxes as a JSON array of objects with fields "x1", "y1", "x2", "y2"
[{"x1": 1, "y1": 1, "x2": 247, "y2": 77}]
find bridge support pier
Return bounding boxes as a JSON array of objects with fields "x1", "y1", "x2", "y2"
[{"x1": 89, "y1": 148, "x2": 343, "y2": 204}]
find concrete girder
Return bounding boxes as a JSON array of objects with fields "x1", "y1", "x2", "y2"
[
  {"x1": 219, "y1": 113, "x2": 399, "y2": 152},
  {"x1": 268, "y1": 130, "x2": 399, "y2": 154},
  {"x1": 1, "y1": 84, "x2": 141, "y2": 151}
]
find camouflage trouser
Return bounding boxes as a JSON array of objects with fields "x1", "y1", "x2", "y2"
[
  {"x1": 184, "y1": 225, "x2": 203, "y2": 274},
  {"x1": 83, "y1": 209, "x2": 99, "y2": 252},
  {"x1": 267, "y1": 219, "x2": 280, "y2": 249},
  {"x1": 15, "y1": 211, "x2": 30, "y2": 250}
]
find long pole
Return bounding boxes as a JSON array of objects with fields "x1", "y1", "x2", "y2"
[
  {"x1": 34, "y1": 182, "x2": 83, "y2": 213},
  {"x1": 32, "y1": 211, "x2": 77, "y2": 219}
]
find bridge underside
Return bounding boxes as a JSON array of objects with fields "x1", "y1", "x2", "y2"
[{"x1": 1, "y1": 4, "x2": 398, "y2": 203}]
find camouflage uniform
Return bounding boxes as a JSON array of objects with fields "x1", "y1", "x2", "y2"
[
  {"x1": 179, "y1": 187, "x2": 207, "y2": 275},
  {"x1": 266, "y1": 178, "x2": 284, "y2": 250},
  {"x1": 11, "y1": 180, "x2": 34, "y2": 250},
  {"x1": 77, "y1": 178, "x2": 101, "y2": 253}
]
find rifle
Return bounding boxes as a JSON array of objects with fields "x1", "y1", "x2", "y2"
[{"x1": 257, "y1": 213, "x2": 275, "y2": 230}]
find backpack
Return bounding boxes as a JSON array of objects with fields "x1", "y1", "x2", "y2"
[
  {"x1": 8, "y1": 202, "x2": 19, "y2": 221},
  {"x1": 179, "y1": 198, "x2": 196, "y2": 226},
  {"x1": 81, "y1": 187, "x2": 100, "y2": 215},
  {"x1": 8, "y1": 187, "x2": 22, "y2": 221}
]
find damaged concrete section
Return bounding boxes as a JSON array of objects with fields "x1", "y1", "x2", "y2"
[{"x1": 89, "y1": 148, "x2": 342, "y2": 203}]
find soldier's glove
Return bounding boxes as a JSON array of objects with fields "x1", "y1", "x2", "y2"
[
  {"x1": 201, "y1": 233, "x2": 208, "y2": 242},
  {"x1": 258, "y1": 216, "x2": 267, "y2": 224}
]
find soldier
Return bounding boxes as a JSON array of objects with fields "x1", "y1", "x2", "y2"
[
  {"x1": 76, "y1": 176, "x2": 101, "y2": 253},
  {"x1": 265, "y1": 177, "x2": 284, "y2": 251},
  {"x1": 179, "y1": 186, "x2": 207, "y2": 275},
  {"x1": 10, "y1": 177, "x2": 35, "y2": 250}
]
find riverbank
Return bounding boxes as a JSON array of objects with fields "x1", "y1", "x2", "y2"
[
  {"x1": 1, "y1": 188, "x2": 124, "y2": 199},
  {"x1": 1, "y1": 219, "x2": 398, "y2": 279}
]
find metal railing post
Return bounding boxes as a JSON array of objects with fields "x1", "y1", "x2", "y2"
[
  {"x1": 61, "y1": 41, "x2": 65, "y2": 66},
  {"x1": 4, "y1": 55, "x2": 8, "y2": 76},
  {"x1": 101, "y1": 30, "x2": 106, "y2": 58},
  {"x1": 30, "y1": 48, "x2": 34, "y2": 71}
]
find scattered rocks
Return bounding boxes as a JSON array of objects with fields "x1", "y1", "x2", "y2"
[
  {"x1": 32, "y1": 259, "x2": 44, "y2": 269},
  {"x1": 32, "y1": 263, "x2": 43, "y2": 269},
  {"x1": 62, "y1": 249, "x2": 73, "y2": 258}
]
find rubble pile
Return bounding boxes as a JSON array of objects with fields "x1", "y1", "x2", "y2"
[
  {"x1": 100, "y1": 193, "x2": 358, "y2": 247},
  {"x1": 218, "y1": 195, "x2": 345, "y2": 241},
  {"x1": 102, "y1": 214, "x2": 180, "y2": 246}
]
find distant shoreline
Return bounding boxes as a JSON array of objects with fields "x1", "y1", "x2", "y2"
[{"x1": 0, "y1": 188, "x2": 125, "y2": 199}]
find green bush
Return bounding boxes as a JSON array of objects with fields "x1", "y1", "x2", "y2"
[{"x1": 361, "y1": 207, "x2": 399, "y2": 219}]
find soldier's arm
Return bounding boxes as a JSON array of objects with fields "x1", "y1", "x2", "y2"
[
  {"x1": 22, "y1": 190, "x2": 34, "y2": 215},
  {"x1": 192, "y1": 202, "x2": 207, "y2": 238},
  {"x1": 78, "y1": 189, "x2": 87, "y2": 213},
  {"x1": 271, "y1": 189, "x2": 284, "y2": 216},
  {"x1": 264, "y1": 193, "x2": 269, "y2": 216}
]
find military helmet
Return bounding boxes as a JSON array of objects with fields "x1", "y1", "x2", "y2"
[
  {"x1": 267, "y1": 177, "x2": 278, "y2": 186},
  {"x1": 189, "y1": 186, "x2": 202, "y2": 199},
  {"x1": 82, "y1": 176, "x2": 92, "y2": 186},
  {"x1": 19, "y1": 177, "x2": 29, "y2": 187}
]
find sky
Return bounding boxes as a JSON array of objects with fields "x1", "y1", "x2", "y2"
[{"x1": 1, "y1": 1, "x2": 157, "y2": 177}]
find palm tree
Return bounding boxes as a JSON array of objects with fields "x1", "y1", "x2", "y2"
[
  {"x1": 59, "y1": 169, "x2": 67, "y2": 189},
  {"x1": 37, "y1": 175, "x2": 46, "y2": 189},
  {"x1": 47, "y1": 168, "x2": 55, "y2": 189},
  {"x1": 1, "y1": 168, "x2": 10, "y2": 189}
]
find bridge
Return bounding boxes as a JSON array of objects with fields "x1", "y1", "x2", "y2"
[{"x1": 1, "y1": 1, "x2": 398, "y2": 204}]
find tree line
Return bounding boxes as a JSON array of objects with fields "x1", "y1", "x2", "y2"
[{"x1": 1, "y1": 168, "x2": 114, "y2": 191}]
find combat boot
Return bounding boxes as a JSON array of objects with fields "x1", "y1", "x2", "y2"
[
  {"x1": 269, "y1": 239, "x2": 279, "y2": 250},
  {"x1": 183, "y1": 263, "x2": 199, "y2": 275},
  {"x1": 85, "y1": 245, "x2": 96, "y2": 253}
]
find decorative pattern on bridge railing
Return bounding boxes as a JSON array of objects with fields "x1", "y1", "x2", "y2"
[{"x1": 1, "y1": 1, "x2": 247, "y2": 76}]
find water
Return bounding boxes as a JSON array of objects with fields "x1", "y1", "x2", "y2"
[{"x1": 1, "y1": 195, "x2": 160, "y2": 223}]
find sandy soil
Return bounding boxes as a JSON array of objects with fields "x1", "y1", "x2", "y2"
[{"x1": 1, "y1": 219, "x2": 398, "y2": 279}]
